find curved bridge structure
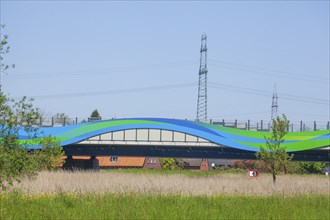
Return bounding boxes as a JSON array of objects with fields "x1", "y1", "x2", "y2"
[{"x1": 22, "y1": 118, "x2": 329, "y2": 161}]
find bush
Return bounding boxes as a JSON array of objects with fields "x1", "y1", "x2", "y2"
[
  {"x1": 284, "y1": 161, "x2": 301, "y2": 174},
  {"x1": 233, "y1": 160, "x2": 270, "y2": 173},
  {"x1": 161, "y1": 158, "x2": 176, "y2": 170},
  {"x1": 297, "y1": 162, "x2": 327, "y2": 174},
  {"x1": 233, "y1": 161, "x2": 329, "y2": 175},
  {"x1": 0, "y1": 93, "x2": 64, "y2": 189},
  {"x1": 277, "y1": 161, "x2": 328, "y2": 174},
  {"x1": 161, "y1": 158, "x2": 184, "y2": 170}
]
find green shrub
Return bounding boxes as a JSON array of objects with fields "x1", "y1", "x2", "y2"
[
  {"x1": 233, "y1": 160, "x2": 270, "y2": 172},
  {"x1": 161, "y1": 158, "x2": 184, "y2": 170},
  {"x1": 298, "y1": 162, "x2": 327, "y2": 174}
]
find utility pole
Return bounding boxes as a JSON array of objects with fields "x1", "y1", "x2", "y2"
[
  {"x1": 196, "y1": 33, "x2": 208, "y2": 122},
  {"x1": 271, "y1": 84, "x2": 278, "y2": 121}
]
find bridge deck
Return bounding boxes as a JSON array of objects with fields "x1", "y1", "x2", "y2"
[
  {"x1": 19, "y1": 118, "x2": 329, "y2": 161},
  {"x1": 64, "y1": 144, "x2": 329, "y2": 162}
]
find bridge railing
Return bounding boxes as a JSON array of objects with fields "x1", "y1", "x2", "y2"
[
  {"x1": 210, "y1": 119, "x2": 330, "y2": 132},
  {"x1": 16, "y1": 116, "x2": 330, "y2": 132}
]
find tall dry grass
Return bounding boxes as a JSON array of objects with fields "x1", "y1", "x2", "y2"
[{"x1": 7, "y1": 171, "x2": 330, "y2": 196}]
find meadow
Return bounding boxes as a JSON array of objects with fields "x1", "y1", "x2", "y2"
[
  {"x1": 1, "y1": 170, "x2": 329, "y2": 219},
  {"x1": 1, "y1": 193, "x2": 329, "y2": 219},
  {"x1": 6, "y1": 170, "x2": 329, "y2": 196}
]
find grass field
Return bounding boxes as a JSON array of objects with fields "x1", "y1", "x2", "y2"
[
  {"x1": 1, "y1": 171, "x2": 329, "y2": 219},
  {"x1": 1, "y1": 193, "x2": 329, "y2": 219},
  {"x1": 101, "y1": 168, "x2": 246, "y2": 175},
  {"x1": 7, "y1": 170, "x2": 329, "y2": 196}
]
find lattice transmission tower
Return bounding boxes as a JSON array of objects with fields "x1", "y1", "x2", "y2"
[
  {"x1": 271, "y1": 84, "x2": 278, "y2": 121},
  {"x1": 196, "y1": 33, "x2": 208, "y2": 122}
]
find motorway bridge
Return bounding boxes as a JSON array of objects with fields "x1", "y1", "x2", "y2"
[{"x1": 20, "y1": 118, "x2": 330, "y2": 167}]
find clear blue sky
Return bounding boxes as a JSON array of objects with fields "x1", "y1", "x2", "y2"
[{"x1": 1, "y1": 1, "x2": 329, "y2": 124}]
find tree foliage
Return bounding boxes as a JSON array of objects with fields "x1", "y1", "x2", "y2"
[
  {"x1": 0, "y1": 28, "x2": 63, "y2": 189},
  {"x1": 234, "y1": 160, "x2": 328, "y2": 175},
  {"x1": 90, "y1": 109, "x2": 101, "y2": 118},
  {"x1": 233, "y1": 160, "x2": 270, "y2": 173},
  {"x1": 0, "y1": 92, "x2": 64, "y2": 189},
  {"x1": 161, "y1": 158, "x2": 184, "y2": 170},
  {"x1": 283, "y1": 161, "x2": 328, "y2": 174},
  {"x1": 256, "y1": 114, "x2": 293, "y2": 184},
  {"x1": 298, "y1": 162, "x2": 327, "y2": 174},
  {"x1": 0, "y1": 24, "x2": 15, "y2": 74},
  {"x1": 0, "y1": 25, "x2": 64, "y2": 189},
  {"x1": 161, "y1": 158, "x2": 176, "y2": 170}
]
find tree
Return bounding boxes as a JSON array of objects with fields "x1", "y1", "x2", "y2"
[
  {"x1": 256, "y1": 114, "x2": 293, "y2": 184},
  {"x1": 34, "y1": 135, "x2": 64, "y2": 170},
  {"x1": 0, "y1": 92, "x2": 64, "y2": 189},
  {"x1": 1, "y1": 24, "x2": 15, "y2": 86},
  {"x1": 90, "y1": 109, "x2": 101, "y2": 118},
  {"x1": 0, "y1": 26, "x2": 63, "y2": 189}
]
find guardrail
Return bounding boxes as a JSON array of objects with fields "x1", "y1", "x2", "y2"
[
  {"x1": 210, "y1": 119, "x2": 330, "y2": 132},
  {"x1": 29, "y1": 117, "x2": 330, "y2": 132}
]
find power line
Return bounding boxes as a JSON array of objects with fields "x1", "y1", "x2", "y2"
[
  {"x1": 209, "y1": 81, "x2": 328, "y2": 102},
  {"x1": 211, "y1": 110, "x2": 271, "y2": 118},
  {"x1": 14, "y1": 82, "x2": 197, "y2": 100},
  {"x1": 209, "y1": 82, "x2": 271, "y2": 97},
  {"x1": 280, "y1": 92, "x2": 328, "y2": 102},
  {"x1": 209, "y1": 59, "x2": 328, "y2": 80},
  {"x1": 13, "y1": 80, "x2": 328, "y2": 106},
  {"x1": 208, "y1": 59, "x2": 328, "y2": 84},
  {"x1": 8, "y1": 60, "x2": 197, "y2": 79},
  {"x1": 209, "y1": 64, "x2": 327, "y2": 84},
  {"x1": 209, "y1": 82, "x2": 329, "y2": 105}
]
